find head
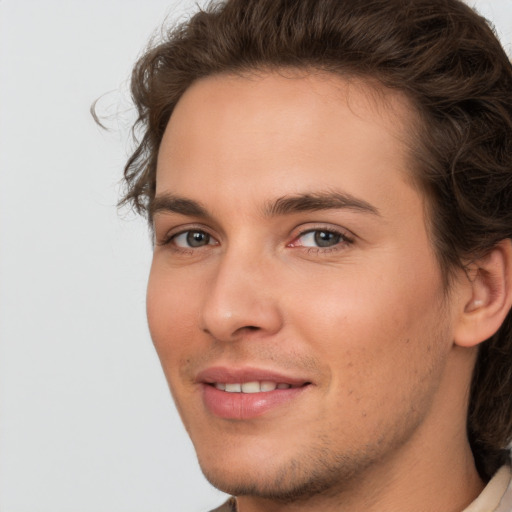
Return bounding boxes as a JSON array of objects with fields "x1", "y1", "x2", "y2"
[{"x1": 122, "y1": 0, "x2": 512, "y2": 496}]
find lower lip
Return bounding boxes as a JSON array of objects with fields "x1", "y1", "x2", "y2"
[{"x1": 202, "y1": 384, "x2": 307, "y2": 420}]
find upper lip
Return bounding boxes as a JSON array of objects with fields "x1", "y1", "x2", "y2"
[{"x1": 196, "y1": 366, "x2": 312, "y2": 387}]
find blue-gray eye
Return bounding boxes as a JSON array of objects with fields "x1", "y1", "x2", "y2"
[
  {"x1": 173, "y1": 230, "x2": 212, "y2": 248},
  {"x1": 298, "y1": 230, "x2": 343, "y2": 248}
]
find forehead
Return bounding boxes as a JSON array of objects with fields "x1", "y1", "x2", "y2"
[{"x1": 155, "y1": 70, "x2": 421, "y2": 212}]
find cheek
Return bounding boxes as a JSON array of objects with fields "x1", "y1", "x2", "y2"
[
  {"x1": 288, "y1": 259, "x2": 449, "y2": 388},
  {"x1": 146, "y1": 265, "x2": 198, "y2": 372},
  {"x1": 290, "y1": 281, "x2": 449, "y2": 446},
  {"x1": 146, "y1": 267, "x2": 204, "y2": 429}
]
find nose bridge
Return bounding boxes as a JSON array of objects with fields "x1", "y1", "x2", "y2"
[{"x1": 200, "y1": 240, "x2": 282, "y2": 341}]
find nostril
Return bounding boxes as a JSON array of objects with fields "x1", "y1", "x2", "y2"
[{"x1": 234, "y1": 325, "x2": 261, "y2": 336}]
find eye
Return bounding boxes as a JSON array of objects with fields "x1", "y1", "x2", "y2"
[
  {"x1": 172, "y1": 230, "x2": 216, "y2": 248},
  {"x1": 290, "y1": 228, "x2": 351, "y2": 249},
  {"x1": 299, "y1": 230, "x2": 342, "y2": 247}
]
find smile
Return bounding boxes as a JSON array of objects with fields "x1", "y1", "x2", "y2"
[
  {"x1": 213, "y1": 381, "x2": 297, "y2": 393},
  {"x1": 198, "y1": 368, "x2": 312, "y2": 419}
]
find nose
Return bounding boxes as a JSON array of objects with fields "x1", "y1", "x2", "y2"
[{"x1": 200, "y1": 249, "x2": 283, "y2": 342}]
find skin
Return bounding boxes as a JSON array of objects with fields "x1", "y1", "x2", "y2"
[{"x1": 147, "y1": 72, "x2": 485, "y2": 512}]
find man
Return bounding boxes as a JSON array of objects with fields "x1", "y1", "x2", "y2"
[{"x1": 122, "y1": 0, "x2": 512, "y2": 510}]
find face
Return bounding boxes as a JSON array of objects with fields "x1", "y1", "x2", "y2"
[{"x1": 148, "y1": 72, "x2": 462, "y2": 500}]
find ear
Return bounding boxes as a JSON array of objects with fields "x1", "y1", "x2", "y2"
[{"x1": 454, "y1": 239, "x2": 512, "y2": 348}]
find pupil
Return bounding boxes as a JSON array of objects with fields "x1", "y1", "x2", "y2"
[
  {"x1": 187, "y1": 231, "x2": 209, "y2": 247},
  {"x1": 314, "y1": 231, "x2": 340, "y2": 247}
]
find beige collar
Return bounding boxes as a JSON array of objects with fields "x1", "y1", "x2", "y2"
[{"x1": 463, "y1": 466, "x2": 512, "y2": 512}]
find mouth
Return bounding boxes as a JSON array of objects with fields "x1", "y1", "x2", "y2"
[
  {"x1": 210, "y1": 381, "x2": 306, "y2": 393},
  {"x1": 197, "y1": 367, "x2": 312, "y2": 419}
]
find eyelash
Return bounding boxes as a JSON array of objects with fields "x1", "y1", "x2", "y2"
[
  {"x1": 288, "y1": 227, "x2": 354, "y2": 253},
  {"x1": 158, "y1": 227, "x2": 217, "y2": 253},
  {"x1": 158, "y1": 226, "x2": 354, "y2": 255}
]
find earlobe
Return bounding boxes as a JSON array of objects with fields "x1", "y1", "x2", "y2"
[{"x1": 454, "y1": 239, "x2": 512, "y2": 348}]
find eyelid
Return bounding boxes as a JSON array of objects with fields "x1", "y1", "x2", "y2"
[
  {"x1": 288, "y1": 224, "x2": 355, "y2": 247},
  {"x1": 154, "y1": 221, "x2": 355, "y2": 253},
  {"x1": 156, "y1": 223, "x2": 219, "y2": 247},
  {"x1": 287, "y1": 224, "x2": 356, "y2": 255}
]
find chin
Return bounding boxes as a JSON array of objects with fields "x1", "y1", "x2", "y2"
[{"x1": 195, "y1": 440, "x2": 374, "y2": 503}]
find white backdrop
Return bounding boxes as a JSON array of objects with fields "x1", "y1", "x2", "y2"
[{"x1": 0, "y1": 1, "x2": 511, "y2": 511}]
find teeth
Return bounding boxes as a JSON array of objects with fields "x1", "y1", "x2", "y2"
[
  {"x1": 241, "y1": 381, "x2": 260, "y2": 393},
  {"x1": 213, "y1": 381, "x2": 294, "y2": 393},
  {"x1": 260, "y1": 381, "x2": 277, "y2": 392},
  {"x1": 225, "y1": 383, "x2": 242, "y2": 393}
]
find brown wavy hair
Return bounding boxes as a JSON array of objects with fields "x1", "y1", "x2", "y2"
[{"x1": 121, "y1": 0, "x2": 512, "y2": 480}]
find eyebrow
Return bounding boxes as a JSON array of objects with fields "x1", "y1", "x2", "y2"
[
  {"x1": 150, "y1": 194, "x2": 210, "y2": 219},
  {"x1": 149, "y1": 190, "x2": 380, "y2": 220},
  {"x1": 263, "y1": 191, "x2": 380, "y2": 217}
]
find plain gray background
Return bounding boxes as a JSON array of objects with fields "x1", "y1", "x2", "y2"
[{"x1": 0, "y1": 1, "x2": 511, "y2": 511}]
